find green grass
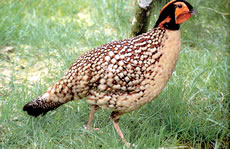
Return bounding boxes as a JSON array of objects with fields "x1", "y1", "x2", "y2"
[{"x1": 0, "y1": 0, "x2": 229, "y2": 148}]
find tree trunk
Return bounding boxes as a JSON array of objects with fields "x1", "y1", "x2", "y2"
[{"x1": 129, "y1": 0, "x2": 155, "y2": 37}]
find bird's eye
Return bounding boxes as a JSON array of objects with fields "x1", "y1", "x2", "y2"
[{"x1": 176, "y1": 4, "x2": 182, "y2": 8}]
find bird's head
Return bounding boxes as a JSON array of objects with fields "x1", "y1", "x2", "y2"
[{"x1": 154, "y1": 0, "x2": 195, "y2": 30}]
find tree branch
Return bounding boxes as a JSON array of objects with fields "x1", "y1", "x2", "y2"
[{"x1": 129, "y1": 0, "x2": 155, "y2": 37}]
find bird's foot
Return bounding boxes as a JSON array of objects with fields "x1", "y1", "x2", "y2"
[
  {"x1": 121, "y1": 139, "x2": 136, "y2": 148},
  {"x1": 84, "y1": 125, "x2": 100, "y2": 131}
]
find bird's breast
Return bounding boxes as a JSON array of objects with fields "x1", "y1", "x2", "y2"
[{"x1": 143, "y1": 30, "x2": 181, "y2": 103}]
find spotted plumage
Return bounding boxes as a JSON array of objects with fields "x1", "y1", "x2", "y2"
[{"x1": 23, "y1": 0, "x2": 195, "y2": 146}]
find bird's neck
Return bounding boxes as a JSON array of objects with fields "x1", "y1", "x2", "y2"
[{"x1": 154, "y1": 13, "x2": 180, "y2": 30}]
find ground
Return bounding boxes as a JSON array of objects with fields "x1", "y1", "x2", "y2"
[{"x1": 0, "y1": 0, "x2": 229, "y2": 148}]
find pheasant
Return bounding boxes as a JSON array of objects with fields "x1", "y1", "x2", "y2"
[{"x1": 23, "y1": 0, "x2": 195, "y2": 146}]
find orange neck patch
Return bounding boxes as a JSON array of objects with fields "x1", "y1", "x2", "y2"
[{"x1": 159, "y1": 16, "x2": 171, "y2": 28}]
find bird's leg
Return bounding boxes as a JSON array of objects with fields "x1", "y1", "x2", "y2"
[
  {"x1": 111, "y1": 112, "x2": 130, "y2": 147},
  {"x1": 85, "y1": 105, "x2": 99, "y2": 130}
]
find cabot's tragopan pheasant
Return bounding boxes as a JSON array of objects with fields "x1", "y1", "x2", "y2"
[{"x1": 23, "y1": 0, "x2": 195, "y2": 146}]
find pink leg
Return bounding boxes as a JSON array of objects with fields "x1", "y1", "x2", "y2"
[
  {"x1": 86, "y1": 105, "x2": 99, "y2": 130},
  {"x1": 111, "y1": 112, "x2": 130, "y2": 147}
]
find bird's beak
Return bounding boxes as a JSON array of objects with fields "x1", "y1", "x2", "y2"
[{"x1": 189, "y1": 9, "x2": 196, "y2": 15}]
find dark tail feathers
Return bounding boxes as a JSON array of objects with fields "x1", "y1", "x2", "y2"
[{"x1": 23, "y1": 97, "x2": 63, "y2": 117}]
